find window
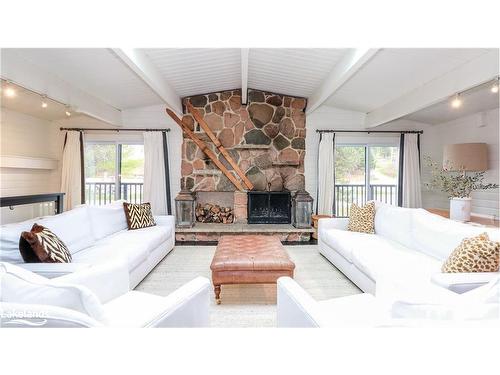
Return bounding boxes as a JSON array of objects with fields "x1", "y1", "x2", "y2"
[
  {"x1": 84, "y1": 142, "x2": 144, "y2": 205},
  {"x1": 334, "y1": 144, "x2": 399, "y2": 217}
]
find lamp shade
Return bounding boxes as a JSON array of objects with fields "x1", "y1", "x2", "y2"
[{"x1": 443, "y1": 143, "x2": 488, "y2": 171}]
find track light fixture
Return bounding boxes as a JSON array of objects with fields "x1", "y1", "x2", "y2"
[
  {"x1": 491, "y1": 77, "x2": 499, "y2": 94},
  {"x1": 41, "y1": 95, "x2": 48, "y2": 108},
  {"x1": 450, "y1": 93, "x2": 462, "y2": 109},
  {"x1": 3, "y1": 81, "x2": 16, "y2": 98},
  {"x1": 65, "y1": 106, "x2": 72, "y2": 117}
]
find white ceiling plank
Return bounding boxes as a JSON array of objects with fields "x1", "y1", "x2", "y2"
[
  {"x1": 241, "y1": 48, "x2": 249, "y2": 104},
  {"x1": 366, "y1": 49, "x2": 500, "y2": 128},
  {"x1": 1, "y1": 49, "x2": 122, "y2": 126},
  {"x1": 306, "y1": 49, "x2": 380, "y2": 114},
  {"x1": 112, "y1": 48, "x2": 182, "y2": 114}
]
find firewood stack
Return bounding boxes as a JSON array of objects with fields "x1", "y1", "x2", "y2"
[{"x1": 196, "y1": 203, "x2": 234, "y2": 224}]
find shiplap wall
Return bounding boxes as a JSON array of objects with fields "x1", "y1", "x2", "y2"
[
  {"x1": 0, "y1": 108, "x2": 63, "y2": 223},
  {"x1": 419, "y1": 108, "x2": 499, "y2": 217}
]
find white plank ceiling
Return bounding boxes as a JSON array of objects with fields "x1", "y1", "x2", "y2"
[
  {"x1": 142, "y1": 48, "x2": 242, "y2": 97},
  {"x1": 248, "y1": 48, "x2": 348, "y2": 98},
  {"x1": 2, "y1": 48, "x2": 497, "y2": 125}
]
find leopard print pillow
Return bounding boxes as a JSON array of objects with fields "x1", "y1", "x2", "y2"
[
  {"x1": 442, "y1": 233, "x2": 500, "y2": 273},
  {"x1": 347, "y1": 201, "x2": 375, "y2": 234}
]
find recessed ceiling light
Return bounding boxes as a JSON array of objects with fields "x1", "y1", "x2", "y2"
[{"x1": 451, "y1": 93, "x2": 462, "y2": 109}]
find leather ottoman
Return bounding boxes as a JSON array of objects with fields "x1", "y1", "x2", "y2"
[{"x1": 210, "y1": 235, "x2": 295, "y2": 304}]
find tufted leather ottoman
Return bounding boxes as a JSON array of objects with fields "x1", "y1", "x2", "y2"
[{"x1": 210, "y1": 235, "x2": 295, "y2": 304}]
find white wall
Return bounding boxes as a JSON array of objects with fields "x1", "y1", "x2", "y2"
[
  {"x1": 305, "y1": 106, "x2": 366, "y2": 204},
  {"x1": 0, "y1": 108, "x2": 63, "y2": 222},
  {"x1": 419, "y1": 108, "x2": 499, "y2": 217},
  {"x1": 121, "y1": 104, "x2": 182, "y2": 213}
]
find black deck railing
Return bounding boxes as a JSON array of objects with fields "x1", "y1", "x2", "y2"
[
  {"x1": 334, "y1": 184, "x2": 397, "y2": 217},
  {"x1": 85, "y1": 182, "x2": 143, "y2": 205}
]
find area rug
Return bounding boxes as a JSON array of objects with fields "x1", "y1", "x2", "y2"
[{"x1": 135, "y1": 245, "x2": 361, "y2": 327}]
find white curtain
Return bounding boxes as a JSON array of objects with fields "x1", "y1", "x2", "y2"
[
  {"x1": 143, "y1": 132, "x2": 167, "y2": 215},
  {"x1": 60, "y1": 131, "x2": 83, "y2": 211},
  {"x1": 402, "y1": 133, "x2": 422, "y2": 208},
  {"x1": 317, "y1": 133, "x2": 335, "y2": 216}
]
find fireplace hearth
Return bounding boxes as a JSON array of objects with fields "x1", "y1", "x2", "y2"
[{"x1": 247, "y1": 191, "x2": 291, "y2": 224}]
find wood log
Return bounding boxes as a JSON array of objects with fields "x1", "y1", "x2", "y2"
[
  {"x1": 165, "y1": 108, "x2": 244, "y2": 191},
  {"x1": 186, "y1": 102, "x2": 254, "y2": 191}
]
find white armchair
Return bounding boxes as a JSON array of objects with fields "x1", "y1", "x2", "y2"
[
  {"x1": 277, "y1": 276, "x2": 500, "y2": 328},
  {"x1": 0, "y1": 262, "x2": 210, "y2": 328}
]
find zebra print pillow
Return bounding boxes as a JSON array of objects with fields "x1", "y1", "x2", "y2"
[
  {"x1": 19, "y1": 224, "x2": 72, "y2": 263},
  {"x1": 123, "y1": 202, "x2": 156, "y2": 230}
]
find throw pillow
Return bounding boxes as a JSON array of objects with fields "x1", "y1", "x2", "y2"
[
  {"x1": 123, "y1": 202, "x2": 156, "y2": 230},
  {"x1": 348, "y1": 201, "x2": 375, "y2": 234},
  {"x1": 19, "y1": 224, "x2": 72, "y2": 263},
  {"x1": 441, "y1": 233, "x2": 499, "y2": 273}
]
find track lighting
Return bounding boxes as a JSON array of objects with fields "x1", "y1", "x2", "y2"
[
  {"x1": 41, "y1": 95, "x2": 48, "y2": 108},
  {"x1": 65, "y1": 107, "x2": 72, "y2": 117},
  {"x1": 451, "y1": 93, "x2": 462, "y2": 109},
  {"x1": 3, "y1": 82, "x2": 16, "y2": 98},
  {"x1": 491, "y1": 78, "x2": 499, "y2": 94}
]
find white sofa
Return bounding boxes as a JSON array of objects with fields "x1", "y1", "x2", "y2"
[
  {"x1": 0, "y1": 202, "x2": 176, "y2": 288},
  {"x1": 318, "y1": 203, "x2": 500, "y2": 295},
  {"x1": 1, "y1": 261, "x2": 210, "y2": 328}
]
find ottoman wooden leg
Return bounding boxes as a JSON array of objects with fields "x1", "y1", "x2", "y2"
[{"x1": 214, "y1": 285, "x2": 221, "y2": 304}]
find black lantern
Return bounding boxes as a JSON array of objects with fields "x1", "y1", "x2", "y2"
[
  {"x1": 175, "y1": 189, "x2": 196, "y2": 228},
  {"x1": 291, "y1": 190, "x2": 313, "y2": 228}
]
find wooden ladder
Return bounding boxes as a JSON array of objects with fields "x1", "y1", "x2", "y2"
[{"x1": 165, "y1": 108, "x2": 246, "y2": 191}]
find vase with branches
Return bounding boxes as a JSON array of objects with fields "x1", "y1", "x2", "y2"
[{"x1": 424, "y1": 156, "x2": 499, "y2": 221}]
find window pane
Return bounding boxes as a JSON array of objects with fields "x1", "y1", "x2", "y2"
[
  {"x1": 369, "y1": 146, "x2": 399, "y2": 205},
  {"x1": 84, "y1": 144, "x2": 116, "y2": 205},
  {"x1": 334, "y1": 146, "x2": 366, "y2": 217},
  {"x1": 120, "y1": 144, "x2": 144, "y2": 204}
]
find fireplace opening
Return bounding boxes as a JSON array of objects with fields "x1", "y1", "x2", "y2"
[{"x1": 247, "y1": 191, "x2": 291, "y2": 224}]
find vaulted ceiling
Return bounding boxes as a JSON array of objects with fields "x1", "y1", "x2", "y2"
[{"x1": 1, "y1": 48, "x2": 498, "y2": 126}]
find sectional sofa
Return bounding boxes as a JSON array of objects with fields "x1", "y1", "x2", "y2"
[
  {"x1": 317, "y1": 203, "x2": 500, "y2": 294},
  {"x1": 0, "y1": 201, "x2": 175, "y2": 288},
  {"x1": 277, "y1": 202, "x2": 500, "y2": 327}
]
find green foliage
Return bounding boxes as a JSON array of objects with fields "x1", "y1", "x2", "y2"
[
  {"x1": 85, "y1": 144, "x2": 144, "y2": 180},
  {"x1": 424, "y1": 156, "x2": 499, "y2": 198}
]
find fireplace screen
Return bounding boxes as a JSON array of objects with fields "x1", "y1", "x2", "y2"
[{"x1": 247, "y1": 191, "x2": 291, "y2": 224}]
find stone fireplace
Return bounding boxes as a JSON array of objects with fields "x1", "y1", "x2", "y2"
[{"x1": 175, "y1": 88, "x2": 313, "y2": 242}]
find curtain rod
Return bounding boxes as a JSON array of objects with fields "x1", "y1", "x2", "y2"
[
  {"x1": 60, "y1": 127, "x2": 170, "y2": 132},
  {"x1": 316, "y1": 129, "x2": 423, "y2": 134}
]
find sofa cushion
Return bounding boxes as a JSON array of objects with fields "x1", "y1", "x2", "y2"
[
  {"x1": 0, "y1": 218, "x2": 38, "y2": 263},
  {"x1": 72, "y1": 242, "x2": 148, "y2": 271},
  {"x1": 348, "y1": 201, "x2": 375, "y2": 234},
  {"x1": 37, "y1": 206, "x2": 95, "y2": 255},
  {"x1": 322, "y1": 228, "x2": 378, "y2": 263},
  {"x1": 0, "y1": 262, "x2": 106, "y2": 322},
  {"x1": 442, "y1": 233, "x2": 499, "y2": 273},
  {"x1": 411, "y1": 209, "x2": 497, "y2": 261},
  {"x1": 20, "y1": 224, "x2": 72, "y2": 263},
  {"x1": 101, "y1": 225, "x2": 171, "y2": 255},
  {"x1": 351, "y1": 239, "x2": 442, "y2": 283},
  {"x1": 88, "y1": 203, "x2": 128, "y2": 241},
  {"x1": 374, "y1": 203, "x2": 414, "y2": 248}
]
